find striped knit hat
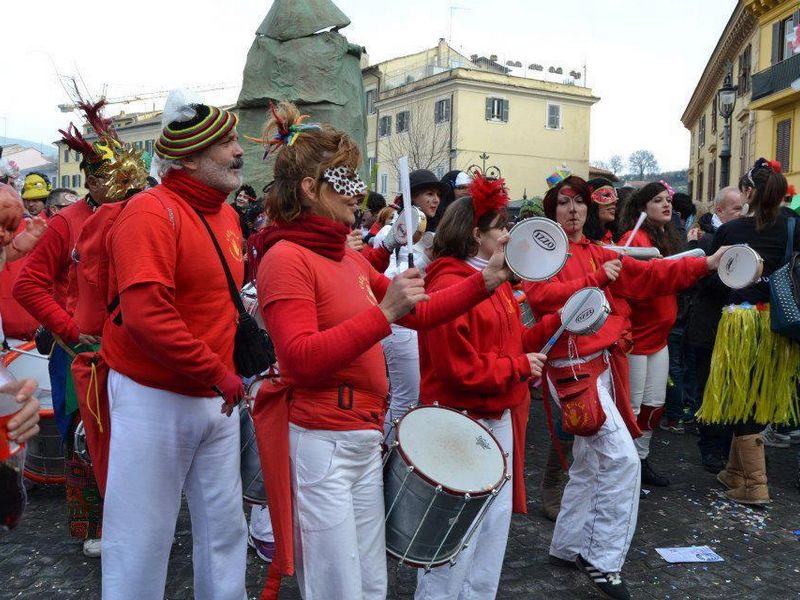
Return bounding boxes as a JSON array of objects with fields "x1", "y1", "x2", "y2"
[{"x1": 155, "y1": 104, "x2": 237, "y2": 160}]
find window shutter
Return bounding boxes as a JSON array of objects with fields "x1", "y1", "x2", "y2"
[
  {"x1": 776, "y1": 119, "x2": 791, "y2": 171},
  {"x1": 793, "y1": 10, "x2": 799, "y2": 28},
  {"x1": 434, "y1": 102, "x2": 440, "y2": 122},
  {"x1": 444, "y1": 99, "x2": 450, "y2": 121},
  {"x1": 502, "y1": 99, "x2": 509, "y2": 122},
  {"x1": 772, "y1": 20, "x2": 782, "y2": 64},
  {"x1": 485, "y1": 98, "x2": 493, "y2": 120}
]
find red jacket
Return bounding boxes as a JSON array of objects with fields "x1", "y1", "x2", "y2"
[
  {"x1": 0, "y1": 220, "x2": 39, "y2": 340},
  {"x1": 13, "y1": 198, "x2": 95, "y2": 342},
  {"x1": 419, "y1": 256, "x2": 561, "y2": 513},
  {"x1": 618, "y1": 229, "x2": 680, "y2": 355}
]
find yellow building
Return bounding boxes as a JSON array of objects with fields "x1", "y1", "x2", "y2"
[
  {"x1": 363, "y1": 39, "x2": 598, "y2": 199},
  {"x1": 681, "y1": 2, "x2": 759, "y2": 203},
  {"x1": 55, "y1": 110, "x2": 162, "y2": 196},
  {"x1": 746, "y1": 0, "x2": 800, "y2": 188}
]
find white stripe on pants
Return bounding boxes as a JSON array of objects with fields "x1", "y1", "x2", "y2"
[
  {"x1": 101, "y1": 370, "x2": 247, "y2": 600},
  {"x1": 290, "y1": 424, "x2": 386, "y2": 600},
  {"x1": 382, "y1": 324, "x2": 420, "y2": 440},
  {"x1": 628, "y1": 346, "x2": 669, "y2": 459},
  {"x1": 414, "y1": 410, "x2": 513, "y2": 600},
  {"x1": 549, "y1": 369, "x2": 640, "y2": 573}
]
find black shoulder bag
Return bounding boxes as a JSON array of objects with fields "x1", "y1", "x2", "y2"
[{"x1": 194, "y1": 210, "x2": 276, "y2": 377}]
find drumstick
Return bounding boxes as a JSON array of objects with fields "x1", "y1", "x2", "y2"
[
  {"x1": 398, "y1": 157, "x2": 415, "y2": 271},
  {"x1": 623, "y1": 212, "x2": 647, "y2": 250},
  {"x1": 1, "y1": 348, "x2": 49, "y2": 360},
  {"x1": 539, "y1": 292, "x2": 594, "y2": 355}
]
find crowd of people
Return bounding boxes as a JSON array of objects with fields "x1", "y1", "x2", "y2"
[{"x1": 0, "y1": 90, "x2": 798, "y2": 600}]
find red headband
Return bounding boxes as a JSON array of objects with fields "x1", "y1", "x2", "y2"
[{"x1": 469, "y1": 171, "x2": 509, "y2": 226}]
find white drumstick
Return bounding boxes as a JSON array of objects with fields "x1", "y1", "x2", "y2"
[
  {"x1": 398, "y1": 157, "x2": 415, "y2": 269},
  {"x1": 623, "y1": 212, "x2": 647, "y2": 249},
  {"x1": 1, "y1": 348, "x2": 49, "y2": 360},
  {"x1": 540, "y1": 292, "x2": 594, "y2": 355}
]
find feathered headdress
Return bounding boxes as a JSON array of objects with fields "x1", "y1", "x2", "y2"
[
  {"x1": 469, "y1": 171, "x2": 509, "y2": 226},
  {"x1": 245, "y1": 102, "x2": 322, "y2": 159},
  {"x1": 58, "y1": 99, "x2": 122, "y2": 176}
]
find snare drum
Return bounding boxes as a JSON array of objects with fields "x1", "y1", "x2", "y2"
[
  {"x1": 718, "y1": 245, "x2": 764, "y2": 289},
  {"x1": 240, "y1": 377, "x2": 267, "y2": 505},
  {"x1": 505, "y1": 217, "x2": 569, "y2": 281},
  {"x1": 2, "y1": 341, "x2": 64, "y2": 485},
  {"x1": 384, "y1": 405, "x2": 508, "y2": 569},
  {"x1": 562, "y1": 287, "x2": 610, "y2": 335},
  {"x1": 240, "y1": 282, "x2": 265, "y2": 329}
]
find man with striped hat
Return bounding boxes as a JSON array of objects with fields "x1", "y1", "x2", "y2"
[{"x1": 99, "y1": 90, "x2": 248, "y2": 599}]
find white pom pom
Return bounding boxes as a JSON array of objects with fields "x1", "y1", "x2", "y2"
[{"x1": 161, "y1": 88, "x2": 204, "y2": 127}]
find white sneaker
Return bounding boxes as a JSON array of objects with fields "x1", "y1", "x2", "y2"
[
  {"x1": 762, "y1": 425, "x2": 791, "y2": 448},
  {"x1": 786, "y1": 429, "x2": 800, "y2": 445},
  {"x1": 82, "y1": 538, "x2": 102, "y2": 558}
]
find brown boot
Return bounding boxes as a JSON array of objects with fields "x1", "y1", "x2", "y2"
[
  {"x1": 541, "y1": 439, "x2": 572, "y2": 521},
  {"x1": 725, "y1": 434, "x2": 770, "y2": 505},
  {"x1": 717, "y1": 436, "x2": 744, "y2": 489}
]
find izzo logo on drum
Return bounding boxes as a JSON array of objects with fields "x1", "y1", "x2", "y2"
[
  {"x1": 530, "y1": 229, "x2": 556, "y2": 251},
  {"x1": 576, "y1": 307, "x2": 595, "y2": 323},
  {"x1": 475, "y1": 435, "x2": 491, "y2": 450}
]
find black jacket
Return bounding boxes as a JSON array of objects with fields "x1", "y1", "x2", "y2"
[{"x1": 685, "y1": 222, "x2": 727, "y2": 349}]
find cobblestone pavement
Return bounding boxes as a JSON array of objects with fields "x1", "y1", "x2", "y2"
[{"x1": 3, "y1": 398, "x2": 800, "y2": 599}]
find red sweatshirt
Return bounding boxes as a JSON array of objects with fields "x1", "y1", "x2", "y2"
[
  {"x1": 13, "y1": 199, "x2": 95, "y2": 342},
  {"x1": 0, "y1": 220, "x2": 39, "y2": 339},
  {"x1": 618, "y1": 229, "x2": 686, "y2": 355},
  {"x1": 360, "y1": 243, "x2": 391, "y2": 273}
]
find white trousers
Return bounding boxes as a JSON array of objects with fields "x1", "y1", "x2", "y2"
[
  {"x1": 101, "y1": 370, "x2": 247, "y2": 600},
  {"x1": 290, "y1": 424, "x2": 386, "y2": 600},
  {"x1": 549, "y1": 369, "x2": 640, "y2": 573},
  {"x1": 250, "y1": 505, "x2": 273, "y2": 542},
  {"x1": 628, "y1": 346, "x2": 669, "y2": 459},
  {"x1": 414, "y1": 410, "x2": 513, "y2": 600},
  {"x1": 382, "y1": 324, "x2": 420, "y2": 439}
]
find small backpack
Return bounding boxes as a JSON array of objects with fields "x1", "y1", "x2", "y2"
[{"x1": 769, "y1": 218, "x2": 800, "y2": 341}]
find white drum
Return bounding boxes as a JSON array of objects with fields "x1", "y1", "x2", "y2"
[
  {"x1": 240, "y1": 282, "x2": 264, "y2": 329},
  {"x1": 391, "y1": 206, "x2": 427, "y2": 246},
  {"x1": 718, "y1": 245, "x2": 764, "y2": 289},
  {"x1": 562, "y1": 287, "x2": 610, "y2": 335},
  {"x1": 505, "y1": 217, "x2": 569, "y2": 281},
  {"x1": 384, "y1": 405, "x2": 508, "y2": 569},
  {"x1": 240, "y1": 377, "x2": 267, "y2": 505}
]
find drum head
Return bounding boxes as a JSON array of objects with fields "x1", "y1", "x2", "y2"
[
  {"x1": 4, "y1": 344, "x2": 52, "y2": 409},
  {"x1": 505, "y1": 218, "x2": 568, "y2": 281},
  {"x1": 719, "y1": 246, "x2": 761, "y2": 289},
  {"x1": 392, "y1": 207, "x2": 422, "y2": 245},
  {"x1": 563, "y1": 287, "x2": 607, "y2": 334},
  {"x1": 397, "y1": 406, "x2": 505, "y2": 495}
]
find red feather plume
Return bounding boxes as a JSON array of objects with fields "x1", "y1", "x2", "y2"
[
  {"x1": 57, "y1": 98, "x2": 119, "y2": 159},
  {"x1": 788, "y1": 184, "x2": 796, "y2": 197},
  {"x1": 767, "y1": 159, "x2": 782, "y2": 174},
  {"x1": 469, "y1": 171, "x2": 509, "y2": 225}
]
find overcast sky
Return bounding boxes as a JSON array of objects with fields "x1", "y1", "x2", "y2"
[{"x1": 2, "y1": 0, "x2": 735, "y2": 171}]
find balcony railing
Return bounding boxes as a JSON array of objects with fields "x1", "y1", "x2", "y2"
[{"x1": 751, "y1": 52, "x2": 800, "y2": 101}]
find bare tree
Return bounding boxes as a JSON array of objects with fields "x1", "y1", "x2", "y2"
[
  {"x1": 381, "y1": 101, "x2": 451, "y2": 178},
  {"x1": 628, "y1": 149, "x2": 659, "y2": 179},
  {"x1": 608, "y1": 154, "x2": 623, "y2": 175}
]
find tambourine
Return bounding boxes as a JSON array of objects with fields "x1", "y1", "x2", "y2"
[
  {"x1": 505, "y1": 217, "x2": 569, "y2": 281},
  {"x1": 391, "y1": 206, "x2": 427, "y2": 245},
  {"x1": 541, "y1": 287, "x2": 610, "y2": 354},
  {"x1": 718, "y1": 245, "x2": 764, "y2": 289}
]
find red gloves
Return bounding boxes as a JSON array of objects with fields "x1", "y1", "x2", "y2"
[{"x1": 214, "y1": 371, "x2": 244, "y2": 412}]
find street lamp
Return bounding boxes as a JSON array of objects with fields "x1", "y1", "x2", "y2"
[{"x1": 717, "y1": 72, "x2": 738, "y2": 188}]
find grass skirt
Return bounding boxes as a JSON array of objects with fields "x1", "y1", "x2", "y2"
[{"x1": 696, "y1": 304, "x2": 800, "y2": 425}]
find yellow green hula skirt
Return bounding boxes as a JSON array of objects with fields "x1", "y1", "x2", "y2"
[{"x1": 697, "y1": 303, "x2": 800, "y2": 425}]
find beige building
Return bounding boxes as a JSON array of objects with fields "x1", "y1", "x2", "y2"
[
  {"x1": 681, "y1": 2, "x2": 759, "y2": 203},
  {"x1": 363, "y1": 40, "x2": 599, "y2": 199},
  {"x1": 55, "y1": 110, "x2": 162, "y2": 195}
]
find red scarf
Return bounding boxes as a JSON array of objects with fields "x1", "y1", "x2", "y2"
[
  {"x1": 254, "y1": 212, "x2": 350, "y2": 262},
  {"x1": 161, "y1": 169, "x2": 228, "y2": 214}
]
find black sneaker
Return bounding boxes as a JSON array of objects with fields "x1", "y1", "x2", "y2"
[
  {"x1": 641, "y1": 458, "x2": 669, "y2": 487},
  {"x1": 576, "y1": 555, "x2": 631, "y2": 600},
  {"x1": 701, "y1": 453, "x2": 725, "y2": 474},
  {"x1": 548, "y1": 554, "x2": 577, "y2": 569}
]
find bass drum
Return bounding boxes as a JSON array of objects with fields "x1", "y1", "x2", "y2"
[
  {"x1": 2, "y1": 341, "x2": 64, "y2": 484},
  {"x1": 240, "y1": 377, "x2": 267, "y2": 505}
]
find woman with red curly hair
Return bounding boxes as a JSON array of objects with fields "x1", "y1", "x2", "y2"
[{"x1": 415, "y1": 175, "x2": 557, "y2": 598}]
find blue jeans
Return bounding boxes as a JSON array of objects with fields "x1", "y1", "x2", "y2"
[{"x1": 664, "y1": 328, "x2": 690, "y2": 421}]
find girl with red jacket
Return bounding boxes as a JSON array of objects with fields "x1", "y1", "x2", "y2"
[
  {"x1": 618, "y1": 181, "x2": 687, "y2": 488},
  {"x1": 524, "y1": 174, "x2": 725, "y2": 600},
  {"x1": 415, "y1": 176, "x2": 555, "y2": 599},
  {"x1": 251, "y1": 103, "x2": 513, "y2": 600}
]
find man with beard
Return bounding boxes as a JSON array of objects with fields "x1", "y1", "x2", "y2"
[{"x1": 99, "y1": 91, "x2": 248, "y2": 599}]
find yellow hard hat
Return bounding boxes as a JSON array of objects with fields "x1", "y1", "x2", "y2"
[{"x1": 21, "y1": 172, "x2": 51, "y2": 201}]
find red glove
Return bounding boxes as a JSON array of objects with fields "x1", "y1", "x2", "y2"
[{"x1": 213, "y1": 371, "x2": 244, "y2": 409}]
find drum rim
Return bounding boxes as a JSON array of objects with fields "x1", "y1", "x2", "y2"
[
  {"x1": 563, "y1": 287, "x2": 610, "y2": 335},
  {"x1": 719, "y1": 245, "x2": 763, "y2": 289},
  {"x1": 505, "y1": 217, "x2": 569, "y2": 282},
  {"x1": 2, "y1": 340, "x2": 41, "y2": 366},
  {"x1": 394, "y1": 404, "x2": 508, "y2": 497}
]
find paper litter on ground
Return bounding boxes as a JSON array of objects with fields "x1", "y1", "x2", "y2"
[{"x1": 656, "y1": 546, "x2": 724, "y2": 563}]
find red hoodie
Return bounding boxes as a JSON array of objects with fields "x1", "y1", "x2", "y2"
[
  {"x1": 419, "y1": 256, "x2": 560, "y2": 513},
  {"x1": 618, "y1": 229, "x2": 679, "y2": 355}
]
